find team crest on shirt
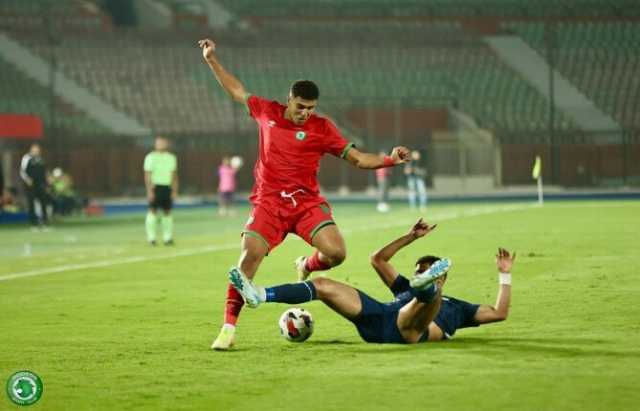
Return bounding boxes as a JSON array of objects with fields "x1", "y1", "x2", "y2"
[
  {"x1": 295, "y1": 131, "x2": 306, "y2": 141},
  {"x1": 319, "y1": 204, "x2": 331, "y2": 215}
]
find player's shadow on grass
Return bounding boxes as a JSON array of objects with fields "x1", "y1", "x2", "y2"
[
  {"x1": 464, "y1": 336, "x2": 607, "y2": 345},
  {"x1": 441, "y1": 337, "x2": 640, "y2": 359},
  {"x1": 343, "y1": 336, "x2": 640, "y2": 358},
  {"x1": 306, "y1": 340, "x2": 359, "y2": 346}
]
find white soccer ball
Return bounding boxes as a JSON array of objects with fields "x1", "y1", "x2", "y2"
[
  {"x1": 230, "y1": 155, "x2": 244, "y2": 169},
  {"x1": 279, "y1": 308, "x2": 314, "y2": 342}
]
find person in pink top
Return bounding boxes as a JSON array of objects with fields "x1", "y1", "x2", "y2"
[
  {"x1": 376, "y1": 151, "x2": 392, "y2": 213},
  {"x1": 218, "y1": 157, "x2": 240, "y2": 216}
]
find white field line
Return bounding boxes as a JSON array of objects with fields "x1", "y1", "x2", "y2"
[
  {"x1": 0, "y1": 244, "x2": 237, "y2": 282},
  {"x1": 342, "y1": 203, "x2": 536, "y2": 235},
  {"x1": 0, "y1": 203, "x2": 534, "y2": 282}
]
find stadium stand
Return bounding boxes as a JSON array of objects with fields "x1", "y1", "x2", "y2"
[
  {"x1": 212, "y1": 44, "x2": 573, "y2": 130},
  {"x1": 0, "y1": 0, "x2": 107, "y2": 31},
  {"x1": 21, "y1": 31, "x2": 238, "y2": 135},
  {"x1": 156, "y1": 0, "x2": 206, "y2": 16},
  {"x1": 0, "y1": 0, "x2": 636, "y2": 190},
  {"x1": 5, "y1": 21, "x2": 572, "y2": 134},
  {"x1": 9, "y1": 2, "x2": 631, "y2": 136},
  {"x1": 0, "y1": 55, "x2": 108, "y2": 134},
  {"x1": 507, "y1": 22, "x2": 640, "y2": 128},
  {"x1": 215, "y1": 0, "x2": 639, "y2": 19},
  {"x1": 0, "y1": 0, "x2": 112, "y2": 134}
]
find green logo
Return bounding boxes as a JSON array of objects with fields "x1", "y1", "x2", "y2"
[
  {"x1": 6, "y1": 371, "x2": 43, "y2": 406},
  {"x1": 319, "y1": 204, "x2": 331, "y2": 215},
  {"x1": 295, "y1": 131, "x2": 306, "y2": 141}
]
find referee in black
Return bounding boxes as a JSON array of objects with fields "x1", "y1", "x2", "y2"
[{"x1": 20, "y1": 143, "x2": 50, "y2": 229}]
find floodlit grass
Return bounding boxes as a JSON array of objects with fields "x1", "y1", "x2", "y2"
[{"x1": 1, "y1": 201, "x2": 639, "y2": 410}]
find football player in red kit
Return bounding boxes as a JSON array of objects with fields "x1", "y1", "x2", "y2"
[{"x1": 199, "y1": 38, "x2": 410, "y2": 350}]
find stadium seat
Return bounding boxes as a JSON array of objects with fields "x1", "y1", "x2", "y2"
[
  {"x1": 3, "y1": 20, "x2": 577, "y2": 135},
  {"x1": 0, "y1": 56, "x2": 108, "y2": 135},
  {"x1": 507, "y1": 21, "x2": 640, "y2": 128},
  {"x1": 214, "y1": 0, "x2": 635, "y2": 19}
]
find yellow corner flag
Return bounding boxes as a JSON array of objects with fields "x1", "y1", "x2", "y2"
[{"x1": 532, "y1": 155, "x2": 542, "y2": 180}]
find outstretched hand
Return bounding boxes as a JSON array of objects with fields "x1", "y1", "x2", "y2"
[
  {"x1": 198, "y1": 39, "x2": 216, "y2": 60},
  {"x1": 390, "y1": 146, "x2": 411, "y2": 165},
  {"x1": 409, "y1": 218, "x2": 437, "y2": 239},
  {"x1": 496, "y1": 248, "x2": 516, "y2": 272}
]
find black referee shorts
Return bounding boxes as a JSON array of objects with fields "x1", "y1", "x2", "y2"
[{"x1": 150, "y1": 185, "x2": 172, "y2": 212}]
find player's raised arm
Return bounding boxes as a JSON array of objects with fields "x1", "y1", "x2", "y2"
[
  {"x1": 198, "y1": 39, "x2": 248, "y2": 104},
  {"x1": 474, "y1": 248, "x2": 515, "y2": 324},
  {"x1": 345, "y1": 146, "x2": 410, "y2": 169},
  {"x1": 370, "y1": 219, "x2": 437, "y2": 287}
]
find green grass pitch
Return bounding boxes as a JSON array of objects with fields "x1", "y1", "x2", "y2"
[{"x1": 1, "y1": 201, "x2": 639, "y2": 410}]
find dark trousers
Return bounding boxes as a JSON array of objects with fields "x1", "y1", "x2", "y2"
[{"x1": 26, "y1": 186, "x2": 50, "y2": 226}]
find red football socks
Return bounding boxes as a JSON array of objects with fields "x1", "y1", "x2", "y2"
[
  {"x1": 304, "y1": 251, "x2": 332, "y2": 273},
  {"x1": 224, "y1": 284, "x2": 244, "y2": 326}
]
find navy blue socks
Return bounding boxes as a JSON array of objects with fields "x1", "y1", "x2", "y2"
[{"x1": 265, "y1": 281, "x2": 317, "y2": 304}]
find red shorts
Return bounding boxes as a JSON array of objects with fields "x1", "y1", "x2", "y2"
[{"x1": 243, "y1": 198, "x2": 335, "y2": 252}]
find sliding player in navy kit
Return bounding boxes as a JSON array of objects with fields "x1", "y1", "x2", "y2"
[{"x1": 230, "y1": 219, "x2": 515, "y2": 344}]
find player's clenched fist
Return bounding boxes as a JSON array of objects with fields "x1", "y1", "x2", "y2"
[
  {"x1": 198, "y1": 39, "x2": 216, "y2": 60},
  {"x1": 390, "y1": 146, "x2": 411, "y2": 164}
]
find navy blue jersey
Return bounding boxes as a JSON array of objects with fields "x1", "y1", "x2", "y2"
[{"x1": 390, "y1": 275, "x2": 480, "y2": 340}]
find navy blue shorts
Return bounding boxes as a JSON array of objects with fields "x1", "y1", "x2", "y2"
[{"x1": 350, "y1": 291, "x2": 408, "y2": 344}]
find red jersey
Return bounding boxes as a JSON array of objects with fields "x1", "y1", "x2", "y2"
[{"x1": 246, "y1": 95, "x2": 353, "y2": 207}]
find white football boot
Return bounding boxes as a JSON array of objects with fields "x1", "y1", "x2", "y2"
[
  {"x1": 295, "y1": 256, "x2": 311, "y2": 282},
  {"x1": 211, "y1": 325, "x2": 236, "y2": 351}
]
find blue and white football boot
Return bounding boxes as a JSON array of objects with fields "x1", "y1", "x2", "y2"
[
  {"x1": 228, "y1": 267, "x2": 262, "y2": 308},
  {"x1": 410, "y1": 258, "x2": 452, "y2": 290}
]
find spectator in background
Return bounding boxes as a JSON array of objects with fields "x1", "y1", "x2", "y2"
[
  {"x1": 20, "y1": 143, "x2": 51, "y2": 229},
  {"x1": 218, "y1": 156, "x2": 243, "y2": 217},
  {"x1": 2, "y1": 187, "x2": 19, "y2": 213},
  {"x1": 144, "y1": 136, "x2": 178, "y2": 246},
  {"x1": 405, "y1": 150, "x2": 428, "y2": 212},
  {"x1": 51, "y1": 167, "x2": 78, "y2": 216},
  {"x1": 376, "y1": 151, "x2": 391, "y2": 213}
]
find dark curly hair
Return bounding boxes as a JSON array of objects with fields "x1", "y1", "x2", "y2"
[
  {"x1": 415, "y1": 255, "x2": 441, "y2": 271},
  {"x1": 290, "y1": 80, "x2": 320, "y2": 100}
]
